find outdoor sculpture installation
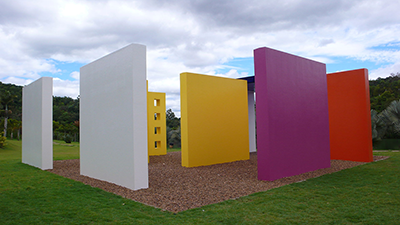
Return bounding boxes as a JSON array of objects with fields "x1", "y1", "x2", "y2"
[
  {"x1": 20, "y1": 43, "x2": 375, "y2": 190},
  {"x1": 80, "y1": 43, "x2": 148, "y2": 190},
  {"x1": 148, "y1": 90, "x2": 167, "y2": 156},
  {"x1": 22, "y1": 77, "x2": 53, "y2": 170},
  {"x1": 327, "y1": 69, "x2": 373, "y2": 162},
  {"x1": 239, "y1": 76, "x2": 257, "y2": 153},
  {"x1": 254, "y1": 47, "x2": 331, "y2": 181},
  {"x1": 180, "y1": 72, "x2": 250, "y2": 167}
]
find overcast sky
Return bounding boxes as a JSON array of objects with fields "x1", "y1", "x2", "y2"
[{"x1": 1, "y1": 0, "x2": 400, "y2": 116}]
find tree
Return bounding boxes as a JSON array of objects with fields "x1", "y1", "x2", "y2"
[
  {"x1": 55, "y1": 123, "x2": 79, "y2": 143},
  {"x1": 166, "y1": 109, "x2": 181, "y2": 147},
  {"x1": 379, "y1": 100, "x2": 400, "y2": 138},
  {"x1": 0, "y1": 82, "x2": 22, "y2": 121},
  {"x1": 1, "y1": 91, "x2": 16, "y2": 137},
  {"x1": 7, "y1": 119, "x2": 21, "y2": 140},
  {"x1": 15, "y1": 120, "x2": 22, "y2": 140},
  {"x1": 53, "y1": 96, "x2": 79, "y2": 124},
  {"x1": 166, "y1": 109, "x2": 180, "y2": 130},
  {"x1": 167, "y1": 126, "x2": 181, "y2": 148},
  {"x1": 0, "y1": 132, "x2": 6, "y2": 148},
  {"x1": 371, "y1": 109, "x2": 386, "y2": 141},
  {"x1": 370, "y1": 73, "x2": 400, "y2": 113}
]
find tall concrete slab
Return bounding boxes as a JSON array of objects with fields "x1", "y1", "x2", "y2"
[
  {"x1": 239, "y1": 76, "x2": 257, "y2": 152},
  {"x1": 22, "y1": 77, "x2": 53, "y2": 170},
  {"x1": 80, "y1": 43, "x2": 148, "y2": 190},
  {"x1": 254, "y1": 47, "x2": 331, "y2": 181},
  {"x1": 327, "y1": 69, "x2": 373, "y2": 162},
  {"x1": 248, "y1": 90, "x2": 256, "y2": 153},
  {"x1": 181, "y1": 72, "x2": 249, "y2": 167},
  {"x1": 147, "y1": 91, "x2": 167, "y2": 156}
]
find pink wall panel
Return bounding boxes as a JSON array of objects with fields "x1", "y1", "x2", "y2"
[{"x1": 254, "y1": 47, "x2": 331, "y2": 181}]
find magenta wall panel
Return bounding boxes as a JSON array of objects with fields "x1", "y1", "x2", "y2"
[{"x1": 254, "y1": 47, "x2": 331, "y2": 181}]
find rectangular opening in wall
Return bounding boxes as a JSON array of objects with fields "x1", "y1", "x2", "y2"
[
  {"x1": 154, "y1": 113, "x2": 160, "y2": 120},
  {"x1": 155, "y1": 127, "x2": 160, "y2": 134},
  {"x1": 154, "y1": 99, "x2": 160, "y2": 106},
  {"x1": 155, "y1": 141, "x2": 161, "y2": 149}
]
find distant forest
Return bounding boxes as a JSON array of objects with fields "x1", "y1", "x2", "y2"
[
  {"x1": 369, "y1": 73, "x2": 400, "y2": 113},
  {"x1": 0, "y1": 82, "x2": 80, "y2": 142},
  {"x1": 1, "y1": 72, "x2": 399, "y2": 142}
]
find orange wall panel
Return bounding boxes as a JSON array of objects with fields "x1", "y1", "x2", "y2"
[{"x1": 327, "y1": 69, "x2": 373, "y2": 162}]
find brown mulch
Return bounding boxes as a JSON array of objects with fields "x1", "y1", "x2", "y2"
[{"x1": 47, "y1": 152, "x2": 389, "y2": 212}]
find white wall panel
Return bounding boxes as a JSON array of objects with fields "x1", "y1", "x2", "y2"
[
  {"x1": 22, "y1": 77, "x2": 53, "y2": 170},
  {"x1": 80, "y1": 44, "x2": 148, "y2": 190},
  {"x1": 248, "y1": 91, "x2": 256, "y2": 152}
]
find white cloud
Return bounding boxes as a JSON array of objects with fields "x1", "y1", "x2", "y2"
[
  {"x1": 1, "y1": 0, "x2": 400, "y2": 112},
  {"x1": 53, "y1": 78, "x2": 79, "y2": 98},
  {"x1": 370, "y1": 62, "x2": 400, "y2": 80},
  {"x1": 2, "y1": 77, "x2": 33, "y2": 86},
  {"x1": 70, "y1": 71, "x2": 80, "y2": 80},
  {"x1": 165, "y1": 94, "x2": 181, "y2": 118},
  {"x1": 0, "y1": 29, "x2": 59, "y2": 80}
]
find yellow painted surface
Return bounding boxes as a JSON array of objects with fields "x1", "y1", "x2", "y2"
[
  {"x1": 180, "y1": 72, "x2": 249, "y2": 167},
  {"x1": 147, "y1": 91, "x2": 167, "y2": 156}
]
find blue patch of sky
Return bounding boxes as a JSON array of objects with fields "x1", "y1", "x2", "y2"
[
  {"x1": 325, "y1": 56, "x2": 391, "y2": 74},
  {"x1": 368, "y1": 41, "x2": 400, "y2": 51},
  {"x1": 216, "y1": 57, "x2": 254, "y2": 77},
  {"x1": 218, "y1": 55, "x2": 392, "y2": 77},
  {"x1": 39, "y1": 60, "x2": 84, "y2": 81}
]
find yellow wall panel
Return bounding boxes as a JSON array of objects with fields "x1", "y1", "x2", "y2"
[
  {"x1": 147, "y1": 91, "x2": 167, "y2": 156},
  {"x1": 180, "y1": 72, "x2": 249, "y2": 167}
]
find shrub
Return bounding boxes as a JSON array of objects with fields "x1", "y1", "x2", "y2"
[
  {"x1": 64, "y1": 134, "x2": 73, "y2": 144},
  {"x1": 0, "y1": 132, "x2": 6, "y2": 148}
]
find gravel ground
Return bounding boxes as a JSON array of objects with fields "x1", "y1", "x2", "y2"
[{"x1": 47, "y1": 152, "x2": 389, "y2": 212}]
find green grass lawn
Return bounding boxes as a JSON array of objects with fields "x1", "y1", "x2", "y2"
[
  {"x1": 1, "y1": 139, "x2": 399, "y2": 224},
  {"x1": 53, "y1": 140, "x2": 80, "y2": 160},
  {"x1": 167, "y1": 147, "x2": 181, "y2": 152}
]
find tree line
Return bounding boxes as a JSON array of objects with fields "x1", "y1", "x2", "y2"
[
  {"x1": 166, "y1": 109, "x2": 181, "y2": 148},
  {"x1": 370, "y1": 72, "x2": 400, "y2": 113},
  {"x1": 0, "y1": 82, "x2": 79, "y2": 143},
  {"x1": 370, "y1": 73, "x2": 400, "y2": 141},
  {"x1": 52, "y1": 97, "x2": 79, "y2": 143},
  {"x1": 371, "y1": 100, "x2": 400, "y2": 141},
  {"x1": 1, "y1": 72, "x2": 399, "y2": 147},
  {"x1": 0, "y1": 82, "x2": 21, "y2": 144},
  {"x1": 0, "y1": 81, "x2": 180, "y2": 145}
]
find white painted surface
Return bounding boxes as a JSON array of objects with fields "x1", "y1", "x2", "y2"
[
  {"x1": 80, "y1": 43, "x2": 148, "y2": 190},
  {"x1": 22, "y1": 77, "x2": 53, "y2": 170},
  {"x1": 248, "y1": 91, "x2": 256, "y2": 152}
]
